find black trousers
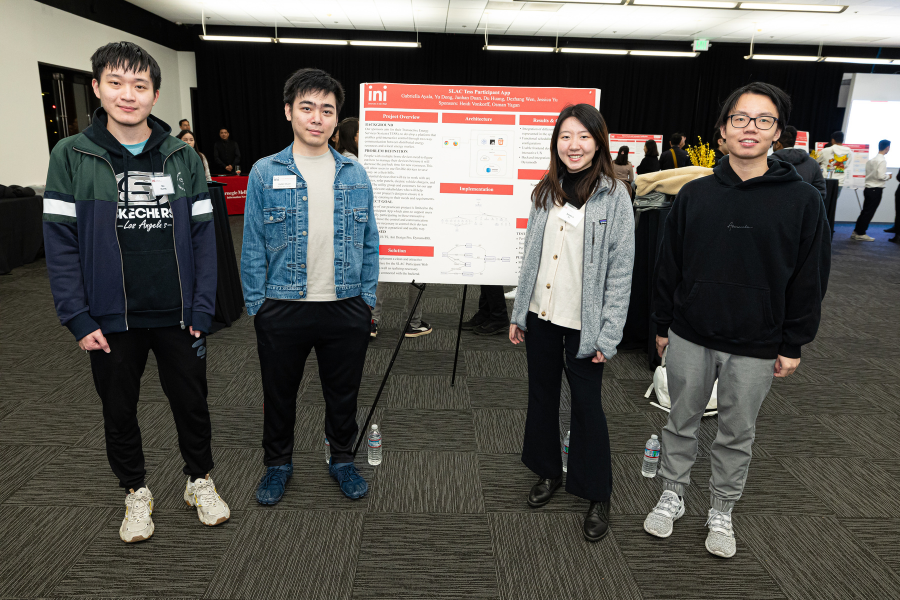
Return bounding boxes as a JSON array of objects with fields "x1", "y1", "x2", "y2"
[
  {"x1": 476, "y1": 285, "x2": 509, "y2": 322},
  {"x1": 855, "y1": 187, "x2": 884, "y2": 235},
  {"x1": 90, "y1": 325, "x2": 213, "y2": 489},
  {"x1": 254, "y1": 296, "x2": 370, "y2": 465},
  {"x1": 521, "y1": 312, "x2": 612, "y2": 502}
]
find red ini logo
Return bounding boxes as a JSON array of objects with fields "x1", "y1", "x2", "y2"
[{"x1": 368, "y1": 86, "x2": 387, "y2": 102}]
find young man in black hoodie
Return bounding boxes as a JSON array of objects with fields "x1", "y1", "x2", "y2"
[
  {"x1": 43, "y1": 42, "x2": 230, "y2": 543},
  {"x1": 643, "y1": 82, "x2": 830, "y2": 558},
  {"x1": 773, "y1": 126, "x2": 826, "y2": 199}
]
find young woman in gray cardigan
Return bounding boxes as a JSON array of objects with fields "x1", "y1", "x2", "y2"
[{"x1": 509, "y1": 104, "x2": 635, "y2": 542}]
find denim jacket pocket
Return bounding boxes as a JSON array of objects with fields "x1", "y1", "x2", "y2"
[
  {"x1": 264, "y1": 207, "x2": 287, "y2": 252},
  {"x1": 352, "y1": 208, "x2": 368, "y2": 248}
]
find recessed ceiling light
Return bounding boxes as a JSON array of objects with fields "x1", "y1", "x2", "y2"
[
  {"x1": 278, "y1": 38, "x2": 348, "y2": 45},
  {"x1": 633, "y1": 0, "x2": 738, "y2": 8},
  {"x1": 559, "y1": 48, "x2": 629, "y2": 54},
  {"x1": 484, "y1": 45, "x2": 557, "y2": 52},
  {"x1": 823, "y1": 56, "x2": 895, "y2": 65},
  {"x1": 738, "y1": 3, "x2": 846, "y2": 13},
  {"x1": 746, "y1": 54, "x2": 821, "y2": 61},
  {"x1": 199, "y1": 35, "x2": 273, "y2": 43},
  {"x1": 630, "y1": 50, "x2": 700, "y2": 57}
]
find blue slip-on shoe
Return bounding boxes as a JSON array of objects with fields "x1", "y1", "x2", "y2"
[
  {"x1": 328, "y1": 458, "x2": 369, "y2": 500},
  {"x1": 255, "y1": 463, "x2": 293, "y2": 505}
]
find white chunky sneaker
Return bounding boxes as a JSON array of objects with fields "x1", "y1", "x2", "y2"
[
  {"x1": 503, "y1": 288, "x2": 517, "y2": 300},
  {"x1": 705, "y1": 508, "x2": 737, "y2": 558},
  {"x1": 644, "y1": 490, "x2": 685, "y2": 538},
  {"x1": 850, "y1": 232, "x2": 875, "y2": 242},
  {"x1": 120, "y1": 487, "x2": 154, "y2": 543},
  {"x1": 184, "y1": 474, "x2": 231, "y2": 526}
]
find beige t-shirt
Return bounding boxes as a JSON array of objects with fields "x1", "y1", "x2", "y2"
[{"x1": 294, "y1": 152, "x2": 337, "y2": 301}]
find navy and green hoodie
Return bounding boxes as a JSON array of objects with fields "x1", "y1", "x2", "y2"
[{"x1": 43, "y1": 108, "x2": 216, "y2": 340}]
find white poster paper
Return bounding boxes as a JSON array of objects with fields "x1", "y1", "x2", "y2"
[{"x1": 608, "y1": 134, "x2": 664, "y2": 172}]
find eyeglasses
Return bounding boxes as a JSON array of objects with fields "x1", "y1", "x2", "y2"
[{"x1": 728, "y1": 114, "x2": 779, "y2": 130}]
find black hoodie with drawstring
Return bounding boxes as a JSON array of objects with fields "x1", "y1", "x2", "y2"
[
  {"x1": 83, "y1": 108, "x2": 183, "y2": 328},
  {"x1": 651, "y1": 156, "x2": 831, "y2": 360}
]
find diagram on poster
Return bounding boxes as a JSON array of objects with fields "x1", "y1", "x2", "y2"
[{"x1": 360, "y1": 83, "x2": 600, "y2": 284}]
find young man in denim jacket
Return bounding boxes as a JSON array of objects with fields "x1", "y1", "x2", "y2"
[{"x1": 241, "y1": 68, "x2": 379, "y2": 503}]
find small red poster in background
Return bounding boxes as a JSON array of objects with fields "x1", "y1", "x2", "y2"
[{"x1": 216, "y1": 176, "x2": 249, "y2": 215}]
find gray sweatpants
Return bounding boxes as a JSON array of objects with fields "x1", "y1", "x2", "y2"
[
  {"x1": 371, "y1": 283, "x2": 423, "y2": 328},
  {"x1": 658, "y1": 330, "x2": 775, "y2": 512}
]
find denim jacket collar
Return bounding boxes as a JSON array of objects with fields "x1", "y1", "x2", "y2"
[{"x1": 272, "y1": 144, "x2": 353, "y2": 179}]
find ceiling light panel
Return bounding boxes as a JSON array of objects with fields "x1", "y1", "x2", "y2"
[
  {"x1": 823, "y1": 56, "x2": 895, "y2": 64},
  {"x1": 748, "y1": 54, "x2": 821, "y2": 61},
  {"x1": 199, "y1": 35, "x2": 274, "y2": 42},
  {"x1": 630, "y1": 50, "x2": 700, "y2": 56},
  {"x1": 738, "y1": 3, "x2": 846, "y2": 13},
  {"x1": 484, "y1": 45, "x2": 557, "y2": 52},
  {"x1": 559, "y1": 47, "x2": 630, "y2": 54},
  {"x1": 633, "y1": 0, "x2": 738, "y2": 8}
]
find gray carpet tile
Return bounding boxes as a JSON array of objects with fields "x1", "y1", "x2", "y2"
[
  {"x1": 779, "y1": 457, "x2": 900, "y2": 518},
  {"x1": 208, "y1": 370, "x2": 267, "y2": 406},
  {"x1": 841, "y1": 519, "x2": 900, "y2": 574},
  {"x1": 466, "y1": 377, "x2": 529, "y2": 410},
  {"x1": 52, "y1": 509, "x2": 239, "y2": 598},
  {"x1": 473, "y1": 408, "x2": 528, "y2": 455},
  {"x1": 245, "y1": 451, "x2": 375, "y2": 512},
  {"x1": 0, "y1": 444, "x2": 65, "y2": 503},
  {"x1": 4, "y1": 447, "x2": 169, "y2": 508},
  {"x1": 490, "y1": 512, "x2": 643, "y2": 600},
  {"x1": 614, "y1": 514, "x2": 786, "y2": 600},
  {"x1": 0, "y1": 505, "x2": 116, "y2": 598},
  {"x1": 0, "y1": 371, "x2": 72, "y2": 402},
  {"x1": 76, "y1": 402, "x2": 181, "y2": 450},
  {"x1": 0, "y1": 403, "x2": 104, "y2": 445},
  {"x1": 462, "y1": 328, "x2": 527, "y2": 353},
  {"x1": 207, "y1": 406, "x2": 265, "y2": 448},
  {"x1": 464, "y1": 350, "x2": 528, "y2": 378},
  {"x1": 396, "y1": 328, "x2": 461, "y2": 351},
  {"x1": 302, "y1": 374, "x2": 384, "y2": 406},
  {"x1": 205, "y1": 343, "x2": 253, "y2": 374},
  {"x1": 605, "y1": 412, "x2": 660, "y2": 454},
  {"x1": 752, "y1": 414, "x2": 867, "y2": 458},
  {"x1": 13, "y1": 342, "x2": 92, "y2": 373},
  {"x1": 0, "y1": 399, "x2": 18, "y2": 422},
  {"x1": 606, "y1": 351, "x2": 654, "y2": 381},
  {"x1": 352, "y1": 513, "x2": 498, "y2": 599},
  {"x1": 368, "y1": 451, "x2": 484, "y2": 513},
  {"x1": 594, "y1": 378, "x2": 644, "y2": 414},
  {"x1": 816, "y1": 413, "x2": 900, "y2": 456},
  {"x1": 365, "y1": 348, "x2": 468, "y2": 377},
  {"x1": 740, "y1": 515, "x2": 900, "y2": 600},
  {"x1": 477, "y1": 453, "x2": 590, "y2": 514},
  {"x1": 754, "y1": 388, "x2": 803, "y2": 416},
  {"x1": 380, "y1": 375, "x2": 470, "y2": 410},
  {"x1": 377, "y1": 408, "x2": 476, "y2": 452},
  {"x1": 204, "y1": 511, "x2": 364, "y2": 600},
  {"x1": 38, "y1": 372, "x2": 102, "y2": 404}
]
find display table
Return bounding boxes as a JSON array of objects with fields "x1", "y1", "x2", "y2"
[
  {"x1": 207, "y1": 182, "x2": 244, "y2": 329},
  {"x1": 214, "y1": 176, "x2": 249, "y2": 215},
  {"x1": 0, "y1": 195, "x2": 44, "y2": 274},
  {"x1": 823, "y1": 179, "x2": 839, "y2": 235}
]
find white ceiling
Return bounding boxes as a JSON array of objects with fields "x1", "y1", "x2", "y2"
[{"x1": 127, "y1": 0, "x2": 900, "y2": 47}]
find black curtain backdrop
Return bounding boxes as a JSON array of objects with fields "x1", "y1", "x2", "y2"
[{"x1": 193, "y1": 29, "x2": 896, "y2": 168}]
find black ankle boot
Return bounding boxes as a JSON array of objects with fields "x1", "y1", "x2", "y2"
[
  {"x1": 583, "y1": 501, "x2": 610, "y2": 542},
  {"x1": 527, "y1": 475, "x2": 563, "y2": 508}
]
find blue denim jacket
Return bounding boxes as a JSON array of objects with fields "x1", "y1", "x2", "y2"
[{"x1": 241, "y1": 144, "x2": 379, "y2": 316}]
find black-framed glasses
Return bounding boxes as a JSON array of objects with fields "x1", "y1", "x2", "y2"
[{"x1": 728, "y1": 114, "x2": 779, "y2": 130}]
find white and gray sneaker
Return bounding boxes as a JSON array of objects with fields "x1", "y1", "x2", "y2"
[
  {"x1": 643, "y1": 490, "x2": 685, "y2": 538},
  {"x1": 850, "y1": 232, "x2": 875, "y2": 242},
  {"x1": 120, "y1": 487, "x2": 154, "y2": 543},
  {"x1": 184, "y1": 474, "x2": 231, "y2": 526},
  {"x1": 705, "y1": 508, "x2": 736, "y2": 558}
]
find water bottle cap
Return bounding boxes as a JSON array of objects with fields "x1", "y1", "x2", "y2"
[
  {"x1": 651, "y1": 434, "x2": 658, "y2": 439},
  {"x1": 371, "y1": 424, "x2": 378, "y2": 430}
]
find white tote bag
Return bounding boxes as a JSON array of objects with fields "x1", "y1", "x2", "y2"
[{"x1": 645, "y1": 347, "x2": 718, "y2": 417}]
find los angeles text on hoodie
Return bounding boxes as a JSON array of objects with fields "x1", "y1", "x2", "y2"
[{"x1": 651, "y1": 156, "x2": 832, "y2": 359}]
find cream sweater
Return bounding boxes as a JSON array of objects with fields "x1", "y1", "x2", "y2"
[{"x1": 528, "y1": 202, "x2": 586, "y2": 330}]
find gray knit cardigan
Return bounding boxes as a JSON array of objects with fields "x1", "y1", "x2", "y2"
[{"x1": 510, "y1": 177, "x2": 636, "y2": 359}]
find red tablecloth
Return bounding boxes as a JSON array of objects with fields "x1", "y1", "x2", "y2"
[{"x1": 213, "y1": 176, "x2": 249, "y2": 215}]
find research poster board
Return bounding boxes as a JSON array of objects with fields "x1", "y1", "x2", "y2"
[
  {"x1": 815, "y1": 142, "x2": 869, "y2": 188},
  {"x1": 608, "y1": 134, "x2": 663, "y2": 169},
  {"x1": 795, "y1": 131, "x2": 809, "y2": 153},
  {"x1": 359, "y1": 83, "x2": 600, "y2": 284}
]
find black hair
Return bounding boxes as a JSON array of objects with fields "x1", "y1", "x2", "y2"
[
  {"x1": 713, "y1": 129, "x2": 725, "y2": 144},
  {"x1": 879, "y1": 139, "x2": 891, "y2": 151},
  {"x1": 283, "y1": 68, "x2": 345, "y2": 113},
  {"x1": 179, "y1": 119, "x2": 189, "y2": 126},
  {"x1": 831, "y1": 131, "x2": 844, "y2": 143},
  {"x1": 614, "y1": 145, "x2": 630, "y2": 165},
  {"x1": 715, "y1": 82, "x2": 791, "y2": 134},
  {"x1": 337, "y1": 117, "x2": 359, "y2": 158},
  {"x1": 644, "y1": 139, "x2": 659, "y2": 158},
  {"x1": 669, "y1": 132, "x2": 684, "y2": 147},
  {"x1": 219, "y1": 128, "x2": 229, "y2": 133},
  {"x1": 91, "y1": 41, "x2": 161, "y2": 92},
  {"x1": 175, "y1": 129, "x2": 207, "y2": 162},
  {"x1": 779, "y1": 126, "x2": 798, "y2": 148}
]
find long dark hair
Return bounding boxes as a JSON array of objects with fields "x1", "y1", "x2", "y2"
[
  {"x1": 531, "y1": 104, "x2": 617, "y2": 210},
  {"x1": 644, "y1": 139, "x2": 659, "y2": 158},
  {"x1": 337, "y1": 117, "x2": 359, "y2": 157},
  {"x1": 614, "y1": 145, "x2": 630, "y2": 165},
  {"x1": 176, "y1": 129, "x2": 207, "y2": 163}
]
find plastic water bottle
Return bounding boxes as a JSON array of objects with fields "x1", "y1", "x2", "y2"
[
  {"x1": 562, "y1": 430, "x2": 570, "y2": 473},
  {"x1": 642, "y1": 434, "x2": 661, "y2": 478},
  {"x1": 367, "y1": 424, "x2": 383, "y2": 466},
  {"x1": 324, "y1": 436, "x2": 330, "y2": 464}
]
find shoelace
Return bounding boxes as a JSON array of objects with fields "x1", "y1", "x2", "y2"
[
  {"x1": 192, "y1": 479, "x2": 220, "y2": 506},
  {"x1": 261, "y1": 468, "x2": 289, "y2": 488},
  {"x1": 706, "y1": 509, "x2": 733, "y2": 536},
  {"x1": 334, "y1": 464, "x2": 360, "y2": 484},
  {"x1": 126, "y1": 494, "x2": 151, "y2": 520},
  {"x1": 653, "y1": 491, "x2": 682, "y2": 518}
]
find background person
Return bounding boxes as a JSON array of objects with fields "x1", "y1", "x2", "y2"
[
  {"x1": 338, "y1": 117, "x2": 359, "y2": 160},
  {"x1": 510, "y1": 103, "x2": 635, "y2": 544},
  {"x1": 214, "y1": 128, "x2": 241, "y2": 176},
  {"x1": 461, "y1": 286, "x2": 509, "y2": 335},
  {"x1": 176, "y1": 129, "x2": 211, "y2": 182},
  {"x1": 179, "y1": 118, "x2": 191, "y2": 131},
  {"x1": 772, "y1": 126, "x2": 826, "y2": 199},
  {"x1": 853, "y1": 139, "x2": 892, "y2": 242},
  {"x1": 636, "y1": 139, "x2": 660, "y2": 175},
  {"x1": 713, "y1": 130, "x2": 729, "y2": 161},
  {"x1": 659, "y1": 132, "x2": 689, "y2": 170},
  {"x1": 816, "y1": 131, "x2": 852, "y2": 185},
  {"x1": 612, "y1": 145, "x2": 634, "y2": 184}
]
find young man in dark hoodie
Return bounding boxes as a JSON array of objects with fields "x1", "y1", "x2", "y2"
[
  {"x1": 43, "y1": 42, "x2": 230, "y2": 543},
  {"x1": 773, "y1": 125, "x2": 826, "y2": 199},
  {"x1": 643, "y1": 82, "x2": 830, "y2": 558}
]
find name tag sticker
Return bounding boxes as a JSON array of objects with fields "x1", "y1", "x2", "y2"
[
  {"x1": 150, "y1": 175, "x2": 175, "y2": 196},
  {"x1": 559, "y1": 203, "x2": 584, "y2": 227},
  {"x1": 273, "y1": 175, "x2": 297, "y2": 189}
]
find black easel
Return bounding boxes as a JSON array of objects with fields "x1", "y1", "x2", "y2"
[
  {"x1": 450, "y1": 284, "x2": 468, "y2": 387},
  {"x1": 353, "y1": 280, "x2": 427, "y2": 457}
]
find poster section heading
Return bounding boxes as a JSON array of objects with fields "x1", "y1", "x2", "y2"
[
  {"x1": 815, "y1": 142, "x2": 869, "y2": 188},
  {"x1": 359, "y1": 83, "x2": 600, "y2": 285}
]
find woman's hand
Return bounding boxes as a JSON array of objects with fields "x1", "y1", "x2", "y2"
[
  {"x1": 509, "y1": 324, "x2": 525, "y2": 344},
  {"x1": 592, "y1": 351, "x2": 607, "y2": 363}
]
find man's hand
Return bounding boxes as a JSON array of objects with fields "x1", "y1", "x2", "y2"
[
  {"x1": 225, "y1": 165, "x2": 233, "y2": 172},
  {"x1": 509, "y1": 324, "x2": 525, "y2": 345},
  {"x1": 189, "y1": 326, "x2": 204, "y2": 339},
  {"x1": 656, "y1": 335, "x2": 669, "y2": 357},
  {"x1": 79, "y1": 329, "x2": 110, "y2": 353},
  {"x1": 774, "y1": 355, "x2": 800, "y2": 378},
  {"x1": 592, "y1": 351, "x2": 607, "y2": 364}
]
